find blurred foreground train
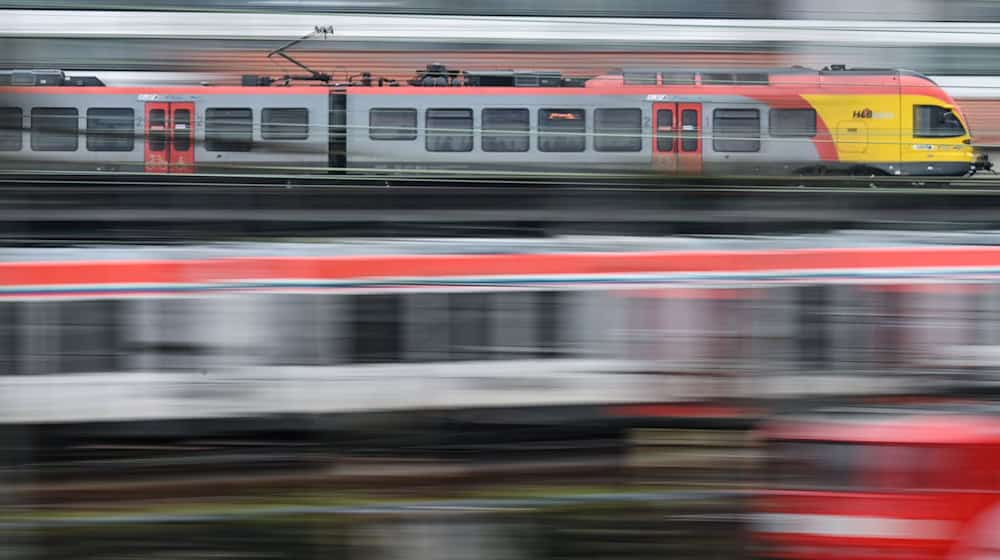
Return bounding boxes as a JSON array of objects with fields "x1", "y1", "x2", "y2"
[
  {"x1": 0, "y1": 63, "x2": 990, "y2": 177},
  {"x1": 2, "y1": 237, "x2": 1000, "y2": 429}
]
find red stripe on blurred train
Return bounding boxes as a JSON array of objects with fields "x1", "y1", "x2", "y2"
[{"x1": 0, "y1": 63, "x2": 990, "y2": 177}]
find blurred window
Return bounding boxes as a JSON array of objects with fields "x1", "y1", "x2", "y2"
[
  {"x1": 769, "y1": 441, "x2": 864, "y2": 490},
  {"x1": 262, "y1": 108, "x2": 309, "y2": 140},
  {"x1": 57, "y1": 300, "x2": 122, "y2": 373},
  {"x1": 536, "y1": 291, "x2": 564, "y2": 358},
  {"x1": 426, "y1": 108, "x2": 473, "y2": 152},
  {"x1": 0, "y1": 107, "x2": 22, "y2": 151},
  {"x1": 86, "y1": 108, "x2": 134, "y2": 152},
  {"x1": 656, "y1": 109, "x2": 674, "y2": 152},
  {"x1": 351, "y1": 294, "x2": 402, "y2": 363},
  {"x1": 482, "y1": 108, "x2": 529, "y2": 152},
  {"x1": 132, "y1": 298, "x2": 207, "y2": 372},
  {"x1": 797, "y1": 285, "x2": 831, "y2": 370},
  {"x1": 266, "y1": 294, "x2": 334, "y2": 366},
  {"x1": 914, "y1": 105, "x2": 965, "y2": 138},
  {"x1": 0, "y1": 302, "x2": 21, "y2": 375},
  {"x1": 205, "y1": 108, "x2": 252, "y2": 152},
  {"x1": 539, "y1": 108, "x2": 585, "y2": 152},
  {"x1": 594, "y1": 108, "x2": 642, "y2": 152},
  {"x1": 369, "y1": 108, "x2": 417, "y2": 140},
  {"x1": 20, "y1": 300, "x2": 122, "y2": 374},
  {"x1": 712, "y1": 108, "x2": 760, "y2": 152},
  {"x1": 770, "y1": 439, "x2": 971, "y2": 492},
  {"x1": 449, "y1": 293, "x2": 492, "y2": 360},
  {"x1": 30, "y1": 107, "x2": 78, "y2": 151},
  {"x1": 403, "y1": 291, "x2": 565, "y2": 361},
  {"x1": 770, "y1": 108, "x2": 816, "y2": 138}
]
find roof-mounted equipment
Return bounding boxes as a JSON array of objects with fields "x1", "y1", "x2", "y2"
[
  {"x1": 0, "y1": 69, "x2": 104, "y2": 86},
  {"x1": 409, "y1": 63, "x2": 463, "y2": 86},
  {"x1": 462, "y1": 69, "x2": 585, "y2": 87},
  {"x1": 261, "y1": 25, "x2": 335, "y2": 85}
]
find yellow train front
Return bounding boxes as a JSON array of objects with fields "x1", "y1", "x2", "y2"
[{"x1": 0, "y1": 64, "x2": 988, "y2": 177}]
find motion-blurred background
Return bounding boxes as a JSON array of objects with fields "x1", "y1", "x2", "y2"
[
  {"x1": 5, "y1": 2, "x2": 1000, "y2": 560},
  {"x1": 6, "y1": 1, "x2": 1000, "y2": 142}
]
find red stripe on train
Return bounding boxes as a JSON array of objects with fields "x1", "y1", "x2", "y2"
[{"x1": 0, "y1": 246, "x2": 997, "y2": 287}]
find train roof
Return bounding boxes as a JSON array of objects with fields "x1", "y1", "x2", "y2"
[
  {"x1": 0, "y1": 64, "x2": 940, "y2": 91},
  {"x1": 598, "y1": 66, "x2": 940, "y2": 88}
]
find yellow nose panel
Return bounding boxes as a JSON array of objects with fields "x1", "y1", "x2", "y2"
[{"x1": 802, "y1": 93, "x2": 974, "y2": 165}]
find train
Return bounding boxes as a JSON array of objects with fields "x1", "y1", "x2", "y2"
[
  {"x1": 755, "y1": 403, "x2": 1000, "y2": 560},
  {"x1": 0, "y1": 63, "x2": 990, "y2": 177},
  {"x1": 1, "y1": 235, "x2": 1000, "y2": 428}
]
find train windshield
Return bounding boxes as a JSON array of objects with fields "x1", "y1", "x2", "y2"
[
  {"x1": 767, "y1": 440, "x2": 955, "y2": 492},
  {"x1": 914, "y1": 105, "x2": 966, "y2": 138}
]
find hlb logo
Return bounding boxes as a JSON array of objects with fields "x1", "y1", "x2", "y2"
[{"x1": 853, "y1": 108, "x2": 874, "y2": 119}]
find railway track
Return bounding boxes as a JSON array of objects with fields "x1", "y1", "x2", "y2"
[{"x1": 3, "y1": 169, "x2": 1000, "y2": 190}]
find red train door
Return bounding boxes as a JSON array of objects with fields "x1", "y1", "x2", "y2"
[
  {"x1": 144, "y1": 102, "x2": 195, "y2": 173},
  {"x1": 652, "y1": 102, "x2": 702, "y2": 174},
  {"x1": 170, "y1": 103, "x2": 194, "y2": 173}
]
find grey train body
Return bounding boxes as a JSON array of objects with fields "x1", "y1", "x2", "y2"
[
  {"x1": 346, "y1": 91, "x2": 823, "y2": 176},
  {"x1": 0, "y1": 86, "x2": 965, "y2": 176},
  {"x1": 0, "y1": 89, "x2": 330, "y2": 173}
]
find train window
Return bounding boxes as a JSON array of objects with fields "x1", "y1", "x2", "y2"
[
  {"x1": 205, "y1": 108, "x2": 253, "y2": 152},
  {"x1": 30, "y1": 107, "x2": 78, "y2": 152},
  {"x1": 262, "y1": 108, "x2": 309, "y2": 140},
  {"x1": 426, "y1": 108, "x2": 473, "y2": 152},
  {"x1": 149, "y1": 109, "x2": 166, "y2": 152},
  {"x1": 770, "y1": 109, "x2": 817, "y2": 138},
  {"x1": 681, "y1": 109, "x2": 699, "y2": 152},
  {"x1": 369, "y1": 108, "x2": 417, "y2": 140},
  {"x1": 712, "y1": 108, "x2": 760, "y2": 152},
  {"x1": 595, "y1": 108, "x2": 642, "y2": 152},
  {"x1": 914, "y1": 105, "x2": 966, "y2": 138},
  {"x1": 656, "y1": 109, "x2": 674, "y2": 152},
  {"x1": 482, "y1": 108, "x2": 529, "y2": 152},
  {"x1": 539, "y1": 109, "x2": 585, "y2": 152},
  {"x1": 86, "y1": 108, "x2": 134, "y2": 152},
  {"x1": 173, "y1": 109, "x2": 191, "y2": 151},
  {"x1": 0, "y1": 107, "x2": 22, "y2": 151}
]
